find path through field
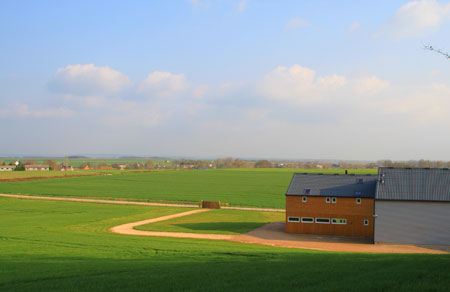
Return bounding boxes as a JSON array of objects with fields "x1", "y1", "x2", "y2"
[
  {"x1": 109, "y1": 208, "x2": 447, "y2": 254},
  {"x1": 0, "y1": 194, "x2": 284, "y2": 212}
]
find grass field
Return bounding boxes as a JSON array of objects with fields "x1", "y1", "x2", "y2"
[
  {"x1": 135, "y1": 209, "x2": 285, "y2": 234},
  {"x1": 0, "y1": 168, "x2": 377, "y2": 209},
  {"x1": 0, "y1": 197, "x2": 449, "y2": 291},
  {"x1": 0, "y1": 170, "x2": 101, "y2": 181}
]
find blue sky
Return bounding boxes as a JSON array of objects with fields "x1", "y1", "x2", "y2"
[{"x1": 1, "y1": 0, "x2": 450, "y2": 160}]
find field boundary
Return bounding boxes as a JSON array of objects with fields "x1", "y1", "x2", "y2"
[{"x1": 0, "y1": 194, "x2": 284, "y2": 212}]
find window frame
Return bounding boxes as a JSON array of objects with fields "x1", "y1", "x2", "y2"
[
  {"x1": 356, "y1": 198, "x2": 361, "y2": 204},
  {"x1": 364, "y1": 219, "x2": 369, "y2": 226},
  {"x1": 325, "y1": 197, "x2": 331, "y2": 203},
  {"x1": 315, "y1": 218, "x2": 331, "y2": 224},
  {"x1": 302, "y1": 196, "x2": 307, "y2": 203},
  {"x1": 301, "y1": 217, "x2": 314, "y2": 223},
  {"x1": 287, "y1": 216, "x2": 300, "y2": 223},
  {"x1": 332, "y1": 218, "x2": 347, "y2": 225},
  {"x1": 332, "y1": 197, "x2": 337, "y2": 204}
]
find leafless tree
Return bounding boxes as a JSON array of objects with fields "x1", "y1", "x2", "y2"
[{"x1": 424, "y1": 44, "x2": 450, "y2": 60}]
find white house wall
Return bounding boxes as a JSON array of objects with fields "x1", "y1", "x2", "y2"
[{"x1": 374, "y1": 201, "x2": 450, "y2": 245}]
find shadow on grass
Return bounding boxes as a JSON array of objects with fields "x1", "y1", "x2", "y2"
[
  {"x1": 173, "y1": 222, "x2": 265, "y2": 234},
  {"x1": 1, "y1": 252, "x2": 449, "y2": 292}
]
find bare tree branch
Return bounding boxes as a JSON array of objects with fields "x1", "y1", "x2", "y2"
[{"x1": 424, "y1": 44, "x2": 450, "y2": 60}]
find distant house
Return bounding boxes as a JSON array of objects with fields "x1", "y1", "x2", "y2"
[
  {"x1": 60, "y1": 165, "x2": 74, "y2": 171},
  {"x1": 0, "y1": 165, "x2": 16, "y2": 171},
  {"x1": 25, "y1": 164, "x2": 49, "y2": 171},
  {"x1": 285, "y1": 167, "x2": 450, "y2": 245}
]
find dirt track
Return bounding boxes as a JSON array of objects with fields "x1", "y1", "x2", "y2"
[
  {"x1": 0, "y1": 194, "x2": 284, "y2": 212},
  {"x1": 2, "y1": 194, "x2": 447, "y2": 253},
  {"x1": 109, "y1": 209, "x2": 448, "y2": 254}
]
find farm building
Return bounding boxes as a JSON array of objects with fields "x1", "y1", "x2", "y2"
[
  {"x1": 285, "y1": 167, "x2": 450, "y2": 245},
  {"x1": 0, "y1": 165, "x2": 16, "y2": 171},
  {"x1": 25, "y1": 164, "x2": 49, "y2": 171},
  {"x1": 285, "y1": 173, "x2": 377, "y2": 239}
]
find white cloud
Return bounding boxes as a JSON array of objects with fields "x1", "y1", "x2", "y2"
[
  {"x1": 260, "y1": 64, "x2": 348, "y2": 105},
  {"x1": 237, "y1": 0, "x2": 247, "y2": 12},
  {"x1": 381, "y1": 0, "x2": 450, "y2": 38},
  {"x1": 0, "y1": 103, "x2": 75, "y2": 118},
  {"x1": 49, "y1": 64, "x2": 130, "y2": 96},
  {"x1": 347, "y1": 21, "x2": 360, "y2": 33},
  {"x1": 191, "y1": 84, "x2": 209, "y2": 99},
  {"x1": 285, "y1": 18, "x2": 308, "y2": 30},
  {"x1": 137, "y1": 71, "x2": 189, "y2": 98},
  {"x1": 355, "y1": 77, "x2": 390, "y2": 95}
]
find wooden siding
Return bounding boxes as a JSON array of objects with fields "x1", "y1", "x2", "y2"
[
  {"x1": 374, "y1": 201, "x2": 450, "y2": 245},
  {"x1": 286, "y1": 196, "x2": 374, "y2": 238}
]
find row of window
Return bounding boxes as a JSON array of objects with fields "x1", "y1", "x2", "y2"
[
  {"x1": 288, "y1": 216, "x2": 369, "y2": 226},
  {"x1": 301, "y1": 197, "x2": 362, "y2": 204}
]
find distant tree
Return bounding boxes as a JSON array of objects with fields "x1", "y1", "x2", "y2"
[
  {"x1": 254, "y1": 160, "x2": 273, "y2": 168},
  {"x1": 145, "y1": 159, "x2": 154, "y2": 169},
  {"x1": 216, "y1": 158, "x2": 224, "y2": 168},
  {"x1": 232, "y1": 159, "x2": 249, "y2": 168},
  {"x1": 24, "y1": 159, "x2": 37, "y2": 166},
  {"x1": 46, "y1": 160, "x2": 60, "y2": 171},
  {"x1": 223, "y1": 157, "x2": 233, "y2": 168}
]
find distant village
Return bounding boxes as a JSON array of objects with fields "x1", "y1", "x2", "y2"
[{"x1": 1, "y1": 157, "x2": 450, "y2": 172}]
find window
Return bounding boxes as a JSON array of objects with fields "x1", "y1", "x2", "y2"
[
  {"x1": 288, "y1": 217, "x2": 300, "y2": 222},
  {"x1": 332, "y1": 197, "x2": 337, "y2": 203},
  {"x1": 364, "y1": 219, "x2": 369, "y2": 226},
  {"x1": 301, "y1": 217, "x2": 314, "y2": 223},
  {"x1": 304, "y1": 189, "x2": 311, "y2": 195},
  {"x1": 302, "y1": 196, "x2": 307, "y2": 203},
  {"x1": 315, "y1": 218, "x2": 330, "y2": 224},
  {"x1": 325, "y1": 197, "x2": 330, "y2": 203},
  {"x1": 355, "y1": 191, "x2": 362, "y2": 195},
  {"x1": 332, "y1": 218, "x2": 347, "y2": 224},
  {"x1": 356, "y1": 198, "x2": 361, "y2": 204}
]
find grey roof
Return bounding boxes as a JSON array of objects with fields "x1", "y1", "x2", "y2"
[
  {"x1": 25, "y1": 164, "x2": 49, "y2": 168},
  {"x1": 376, "y1": 167, "x2": 450, "y2": 202},
  {"x1": 286, "y1": 173, "x2": 377, "y2": 198}
]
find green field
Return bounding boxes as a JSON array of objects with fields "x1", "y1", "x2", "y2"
[
  {"x1": 0, "y1": 170, "x2": 101, "y2": 180},
  {"x1": 0, "y1": 197, "x2": 449, "y2": 291},
  {"x1": 0, "y1": 168, "x2": 377, "y2": 209},
  {"x1": 135, "y1": 209, "x2": 284, "y2": 234}
]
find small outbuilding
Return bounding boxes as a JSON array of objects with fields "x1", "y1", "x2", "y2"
[
  {"x1": 25, "y1": 164, "x2": 49, "y2": 171},
  {"x1": 0, "y1": 165, "x2": 16, "y2": 171}
]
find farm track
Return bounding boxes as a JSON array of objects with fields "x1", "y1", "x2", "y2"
[
  {"x1": 2, "y1": 194, "x2": 446, "y2": 253},
  {"x1": 0, "y1": 194, "x2": 284, "y2": 212},
  {"x1": 110, "y1": 209, "x2": 448, "y2": 254}
]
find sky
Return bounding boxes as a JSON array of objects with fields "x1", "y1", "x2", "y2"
[{"x1": 1, "y1": 0, "x2": 450, "y2": 161}]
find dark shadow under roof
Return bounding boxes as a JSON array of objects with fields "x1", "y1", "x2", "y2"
[
  {"x1": 286, "y1": 173, "x2": 377, "y2": 198},
  {"x1": 376, "y1": 167, "x2": 450, "y2": 202}
]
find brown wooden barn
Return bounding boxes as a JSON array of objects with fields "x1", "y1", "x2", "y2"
[{"x1": 285, "y1": 173, "x2": 377, "y2": 239}]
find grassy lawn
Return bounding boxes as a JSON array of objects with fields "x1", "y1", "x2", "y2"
[
  {"x1": 0, "y1": 197, "x2": 449, "y2": 291},
  {"x1": 135, "y1": 209, "x2": 285, "y2": 235},
  {"x1": 0, "y1": 168, "x2": 377, "y2": 209}
]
